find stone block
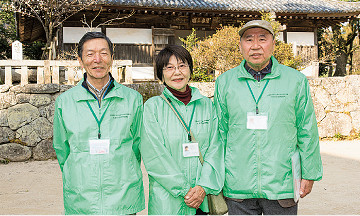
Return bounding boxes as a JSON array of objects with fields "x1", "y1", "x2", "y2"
[
  {"x1": 39, "y1": 102, "x2": 55, "y2": 122},
  {"x1": 350, "y1": 111, "x2": 360, "y2": 132},
  {"x1": 0, "y1": 92, "x2": 16, "y2": 110},
  {"x1": 0, "y1": 127, "x2": 15, "y2": 144},
  {"x1": 312, "y1": 86, "x2": 331, "y2": 108},
  {"x1": 0, "y1": 109, "x2": 8, "y2": 127},
  {"x1": 33, "y1": 139, "x2": 56, "y2": 160},
  {"x1": 0, "y1": 85, "x2": 11, "y2": 93},
  {"x1": 16, "y1": 124, "x2": 41, "y2": 147},
  {"x1": 0, "y1": 143, "x2": 31, "y2": 162},
  {"x1": 60, "y1": 84, "x2": 74, "y2": 92},
  {"x1": 7, "y1": 103, "x2": 40, "y2": 130},
  {"x1": 308, "y1": 78, "x2": 322, "y2": 87},
  {"x1": 16, "y1": 93, "x2": 31, "y2": 104},
  {"x1": 345, "y1": 75, "x2": 360, "y2": 99},
  {"x1": 10, "y1": 84, "x2": 60, "y2": 94},
  {"x1": 321, "y1": 77, "x2": 346, "y2": 95},
  {"x1": 30, "y1": 117, "x2": 53, "y2": 139},
  {"x1": 318, "y1": 112, "x2": 352, "y2": 137},
  {"x1": 29, "y1": 94, "x2": 52, "y2": 107}
]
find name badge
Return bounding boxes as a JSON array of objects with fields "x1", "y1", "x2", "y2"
[
  {"x1": 183, "y1": 143, "x2": 200, "y2": 157},
  {"x1": 89, "y1": 139, "x2": 110, "y2": 154},
  {"x1": 247, "y1": 112, "x2": 268, "y2": 130}
]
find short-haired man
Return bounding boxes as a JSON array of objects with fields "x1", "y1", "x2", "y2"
[
  {"x1": 214, "y1": 20, "x2": 323, "y2": 215},
  {"x1": 53, "y1": 32, "x2": 144, "y2": 215}
]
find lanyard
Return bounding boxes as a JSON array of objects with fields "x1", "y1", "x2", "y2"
[
  {"x1": 165, "y1": 95, "x2": 196, "y2": 142},
  {"x1": 245, "y1": 79, "x2": 270, "y2": 114},
  {"x1": 86, "y1": 98, "x2": 113, "y2": 139}
]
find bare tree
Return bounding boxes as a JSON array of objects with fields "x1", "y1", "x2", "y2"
[{"x1": 12, "y1": 0, "x2": 98, "y2": 60}]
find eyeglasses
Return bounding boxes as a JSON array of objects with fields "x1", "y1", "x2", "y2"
[{"x1": 163, "y1": 64, "x2": 189, "y2": 73}]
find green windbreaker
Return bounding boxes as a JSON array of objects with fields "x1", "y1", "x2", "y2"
[
  {"x1": 214, "y1": 56, "x2": 323, "y2": 200},
  {"x1": 141, "y1": 87, "x2": 225, "y2": 215},
  {"x1": 53, "y1": 80, "x2": 145, "y2": 214}
]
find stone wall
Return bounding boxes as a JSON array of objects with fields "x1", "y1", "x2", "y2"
[
  {"x1": 0, "y1": 76, "x2": 359, "y2": 162},
  {"x1": 0, "y1": 83, "x2": 163, "y2": 162}
]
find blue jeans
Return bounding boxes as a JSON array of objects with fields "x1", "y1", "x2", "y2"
[{"x1": 226, "y1": 198, "x2": 298, "y2": 215}]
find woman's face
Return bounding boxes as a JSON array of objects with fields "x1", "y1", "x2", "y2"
[{"x1": 162, "y1": 55, "x2": 191, "y2": 92}]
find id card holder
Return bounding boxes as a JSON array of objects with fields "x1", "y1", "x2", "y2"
[
  {"x1": 247, "y1": 112, "x2": 268, "y2": 130},
  {"x1": 89, "y1": 139, "x2": 110, "y2": 154},
  {"x1": 183, "y1": 142, "x2": 200, "y2": 157}
]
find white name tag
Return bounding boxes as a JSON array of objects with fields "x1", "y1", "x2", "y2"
[
  {"x1": 247, "y1": 112, "x2": 268, "y2": 130},
  {"x1": 183, "y1": 143, "x2": 200, "y2": 157},
  {"x1": 89, "y1": 139, "x2": 110, "y2": 154}
]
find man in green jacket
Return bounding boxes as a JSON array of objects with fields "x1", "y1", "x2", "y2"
[
  {"x1": 214, "y1": 20, "x2": 323, "y2": 215},
  {"x1": 53, "y1": 32, "x2": 144, "y2": 214}
]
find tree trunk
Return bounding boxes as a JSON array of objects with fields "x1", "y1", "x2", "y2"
[{"x1": 333, "y1": 52, "x2": 347, "y2": 77}]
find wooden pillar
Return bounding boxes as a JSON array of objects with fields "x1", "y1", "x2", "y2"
[
  {"x1": 151, "y1": 26, "x2": 156, "y2": 80},
  {"x1": 58, "y1": 25, "x2": 64, "y2": 56},
  {"x1": 314, "y1": 27, "x2": 318, "y2": 61}
]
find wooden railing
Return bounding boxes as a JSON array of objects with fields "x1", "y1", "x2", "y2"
[
  {"x1": 0, "y1": 60, "x2": 133, "y2": 86},
  {"x1": 295, "y1": 45, "x2": 318, "y2": 64}
]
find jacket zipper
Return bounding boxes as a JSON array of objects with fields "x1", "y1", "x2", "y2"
[
  {"x1": 99, "y1": 102, "x2": 104, "y2": 213},
  {"x1": 256, "y1": 81, "x2": 262, "y2": 197}
]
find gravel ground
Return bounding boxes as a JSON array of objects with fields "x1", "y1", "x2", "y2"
[{"x1": 0, "y1": 140, "x2": 359, "y2": 215}]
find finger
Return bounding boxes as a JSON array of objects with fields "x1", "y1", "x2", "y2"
[
  {"x1": 300, "y1": 180, "x2": 313, "y2": 198},
  {"x1": 184, "y1": 187, "x2": 195, "y2": 200},
  {"x1": 299, "y1": 179, "x2": 306, "y2": 198},
  {"x1": 188, "y1": 200, "x2": 201, "y2": 209}
]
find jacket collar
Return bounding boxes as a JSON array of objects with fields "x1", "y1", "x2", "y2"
[
  {"x1": 237, "y1": 56, "x2": 281, "y2": 80},
  {"x1": 75, "y1": 77, "x2": 125, "y2": 102},
  {"x1": 163, "y1": 85, "x2": 205, "y2": 105}
]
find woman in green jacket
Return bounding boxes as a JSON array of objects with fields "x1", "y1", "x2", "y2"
[{"x1": 141, "y1": 45, "x2": 224, "y2": 215}]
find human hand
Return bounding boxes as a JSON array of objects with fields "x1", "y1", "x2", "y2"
[
  {"x1": 184, "y1": 186, "x2": 206, "y2": 209},
  {"x1": 300, "y1": 179, "x2": 314, "y2": 198}
]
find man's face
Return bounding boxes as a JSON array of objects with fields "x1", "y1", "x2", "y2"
[
  {"x1": 78, "y1": 38, "x2": 112, "y2": 81},
  {"x1": 240, "y1": 27, "x2": 275, "y2": 71}
]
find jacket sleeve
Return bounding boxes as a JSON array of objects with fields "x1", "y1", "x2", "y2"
[
  {"x1": 131, "y1": 94, "x2": 143, "y2": 163},
  {"x1": 53, "y1": 97, "x2": 70, "y2": 172},
  {"x1": 214, "y1": 80, "x2": 229, "y2": 148},
  {"x1": 140, "y1": 101, "x2": 191, "y2": 198},
  {"x1": 295, "y1": 77, "x2": 323, "y2": 181},
  {"x1": 197, "y1": 104, "x2": 225, "y2": 195}
]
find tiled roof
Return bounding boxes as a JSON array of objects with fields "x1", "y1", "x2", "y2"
[{"x1": 104, "y1": 0, "x2": 360, "y2": 14}]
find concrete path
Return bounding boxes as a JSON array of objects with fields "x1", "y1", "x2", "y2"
[{"x1": 0, "y1": 140, "x2": 359, "y2": 215}]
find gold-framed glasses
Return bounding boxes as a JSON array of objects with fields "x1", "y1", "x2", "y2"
[{"x1": 163, "y1": 64, "x2": 189, "y2": 73}]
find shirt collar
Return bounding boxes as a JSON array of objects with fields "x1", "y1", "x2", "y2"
[
  {"x1": 86, "y1": 75, "x2": 111, "y2": 95},
  {"x1": 244, "y1": 59, "x2": 272, "y2": 76}
]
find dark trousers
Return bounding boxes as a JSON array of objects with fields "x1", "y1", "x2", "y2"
[{"x1": 226, "y1": 198, "x2": 298, "y2": 215}]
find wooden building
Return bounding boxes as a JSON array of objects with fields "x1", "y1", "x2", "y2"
[{"x1": 17, "y1": 0, "x2": 360, "y2": 80}]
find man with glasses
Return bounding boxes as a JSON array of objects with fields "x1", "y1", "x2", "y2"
[{"x1": 214, "y1": 20, "x2": 322, "y2": 215}]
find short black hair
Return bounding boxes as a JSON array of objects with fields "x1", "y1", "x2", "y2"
[
  {"x1": 155, "y1": 45, "x2": 193, "y2": 82},
  {"x1": 78, "y1": 32, "x2": 113, "y2": 59}
]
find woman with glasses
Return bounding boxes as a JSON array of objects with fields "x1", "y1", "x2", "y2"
[{"x1": 140, "y1": 45, "x2": 224, "y2": 215}]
